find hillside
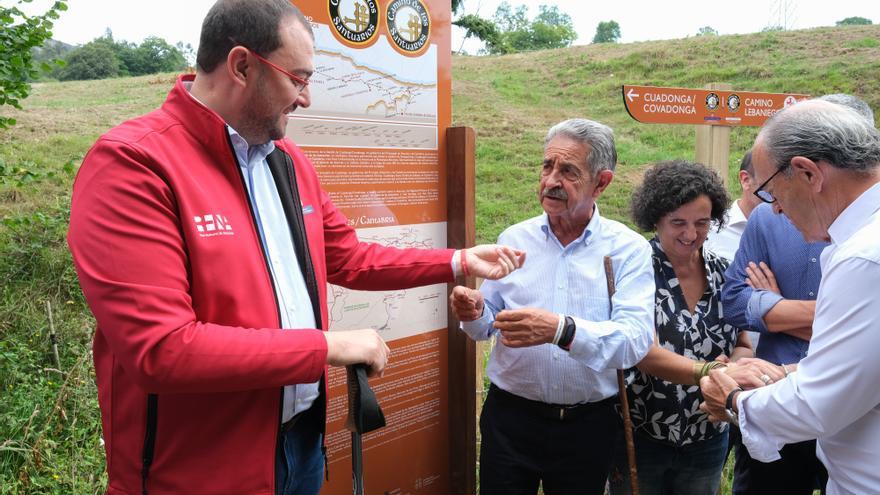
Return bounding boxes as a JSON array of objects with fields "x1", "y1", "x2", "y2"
[
  {"x1": 1, "y1": 24, "x2": 878, "y2": 493},
  {"x1": 453, "y1": 24, "x2": 880, "y2": 241}
]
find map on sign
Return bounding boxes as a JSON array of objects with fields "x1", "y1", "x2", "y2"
[
  {"x1": 327, "y1": 223, "x2": 447, "y2": 341},
  {"x1": 288, "y1": 23, "x2": 438, "y2": 149}
]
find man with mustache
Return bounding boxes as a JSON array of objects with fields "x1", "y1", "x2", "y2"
[
  {"x1": 67, "y1": 1, "x2": 524, "y2": 494},
  {"x1": 450, "y1": 118, "x2": 655, "y2": 494}
]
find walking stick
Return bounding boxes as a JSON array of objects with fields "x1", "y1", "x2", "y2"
[
  {"x1": 345, "y1": 364, "x2": 386, "y2": 495},
  {"x1": 604, "y1": 256, "x2": 640, "y2": 495}
]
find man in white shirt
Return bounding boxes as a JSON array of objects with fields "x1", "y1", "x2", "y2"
[
  {"x1": 700, "y1": 99, "x2": 880, "y2": 495},
  {"x1": 705, "y1": 151, "x2": 761, "y2": 262},
  {"x1": 449, "y1": 119, "x2": 655, "y2": 495}
]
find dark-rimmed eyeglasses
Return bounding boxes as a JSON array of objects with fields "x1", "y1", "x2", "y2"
[
  {"x1": 753, "y1": 163, "x2": 790, "y2": 204},
  {"x1": 229, "y1": 39, "x2": 310, "y2": 92}
]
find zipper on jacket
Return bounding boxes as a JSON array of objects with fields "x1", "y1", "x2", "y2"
[
  {"x1": 227, "y1": 134, "x2": 291, "y2": 493},
  {"x1": 141, "y1": 394, "x2": 158, "y2": 495}
]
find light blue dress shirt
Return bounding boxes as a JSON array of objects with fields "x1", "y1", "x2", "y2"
[
  {"x1": 461, "y1": 209, "x2": 655, "y2": 404},
  {"x1": 227, "y1": 127, "x2": 319, "y2": 423}
]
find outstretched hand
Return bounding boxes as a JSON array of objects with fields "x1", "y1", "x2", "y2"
[{"x1": 465, "y1": 245, "x2": 526, "y2": 280}]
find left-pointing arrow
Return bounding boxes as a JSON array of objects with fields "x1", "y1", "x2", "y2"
[{"x1": 626, "y1": 87, "x2": 640, "y2": 102}]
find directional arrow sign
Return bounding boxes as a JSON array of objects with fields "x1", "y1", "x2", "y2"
[
  {"x1": 622, "y1": 85, "x2": 809, "y2": 127},
  {"x1": 626, "y1": 87, "x2": 639, "y2": 102}
]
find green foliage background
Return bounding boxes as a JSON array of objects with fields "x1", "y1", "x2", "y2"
[{"x1": 1, "y1": 23, "x2": 879, "y2": 493}]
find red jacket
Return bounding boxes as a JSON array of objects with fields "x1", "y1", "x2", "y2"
[{"x1": 68, "y1": 74, "x2": 454, "y2": 494}]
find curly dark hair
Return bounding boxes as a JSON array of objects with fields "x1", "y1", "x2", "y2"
[{"x1": 630, "y1": 160, "x2": 730, "y2": 233}]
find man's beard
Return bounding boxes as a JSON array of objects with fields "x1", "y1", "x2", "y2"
[{"x1": 241, "y1": 77, "x2": 286, "y2": 143}]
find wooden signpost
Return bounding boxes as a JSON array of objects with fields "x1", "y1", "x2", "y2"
[{"x1": 622, "y1": 84, "x2": 809, "y2": 182}]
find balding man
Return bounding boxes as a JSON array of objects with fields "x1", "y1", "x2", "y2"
[{"x1": 700, "y1": 99, "x2": 880, "y2": 495}]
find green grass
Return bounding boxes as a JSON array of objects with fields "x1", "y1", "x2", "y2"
[{"x1": 2, "y1": 24, "x2": 879, "y2": 493}]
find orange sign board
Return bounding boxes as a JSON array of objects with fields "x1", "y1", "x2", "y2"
[
  {"x1": 286, "y1": 1, "x2": 453, "y2": 494},
  {"x1": 623, "y1": 85, "x2": 809, "y2": 127}
]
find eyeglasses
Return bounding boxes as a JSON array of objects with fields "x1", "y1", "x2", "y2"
[
  {"x1": 753, "y1": 163, "x2": 790, "y2": 204},
  {"x1": 247, "y1": 48, "x2": 310, "y2": 92},
  {"x1": 230, "y1": 40, "x2": 310, "y2": 92}
]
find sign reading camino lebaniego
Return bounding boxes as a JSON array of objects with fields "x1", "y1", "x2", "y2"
[{"x1": 623, "y1": 85, "x2": 809, "y2": 127}]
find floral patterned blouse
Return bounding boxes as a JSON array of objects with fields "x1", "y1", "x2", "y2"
[{"x1": 626, "y1": 237, "x2": 740, "y2": 446}]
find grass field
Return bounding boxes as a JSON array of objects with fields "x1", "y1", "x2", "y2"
[{"x1": 2, "y1": 24, "x2": 878, "y2": 493}]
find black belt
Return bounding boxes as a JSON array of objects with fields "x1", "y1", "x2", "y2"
[{"x1": 489, "y1": 383, "x2": 616, "y2": 421}]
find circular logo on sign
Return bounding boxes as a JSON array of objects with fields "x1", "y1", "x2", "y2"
[
  {"x1": 706, "y1": 92, "x2": 720, "y2": 111},
  {"x1": 387, "y1": 0, "x2": 431, "y2": 55},
  {"x1": 783, "y1": 95, "x2": 798, "y2": 107},
  {"x1": 329, "y1": 0, "x2": 379, "y2": 46},
  {"x1": 727, "y1": 94, "x2": 741, "y2": 112}
]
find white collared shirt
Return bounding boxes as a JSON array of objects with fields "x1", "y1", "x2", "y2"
[
  {"x1": 737, "y1": 182, "x2": 880, "y2": 495},
  {"x1": 461, "y1": 209, "x2": 655, "y2": 404},
  {"x1": 705, "y1": 199, "x2": 748, "y2": 262}
]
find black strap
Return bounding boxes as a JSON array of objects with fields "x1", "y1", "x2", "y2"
[
  {"x1": 345, "y1": 364, "x2": 386, "y2": 433},
  {"x1": 266, "y1": 149, "x2": 329, "y2": 443},
  {"x1": 266, "y1": 148, "x2": 323, "y2": 330},
  {"x1": 141, "y1": 393, "x2": 158, "y2": 495}
]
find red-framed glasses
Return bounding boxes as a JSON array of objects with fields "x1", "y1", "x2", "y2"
[{"x1": 240, "y1": 45, "x2": 310, "y2": 92}]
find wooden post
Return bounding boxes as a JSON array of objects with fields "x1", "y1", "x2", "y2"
[
  {"x1": 695, "y1": 82, "x2": 732, "y2": 185},
  {"x1": 446, "y1": 126, "x2": 477, "y2": 495}
]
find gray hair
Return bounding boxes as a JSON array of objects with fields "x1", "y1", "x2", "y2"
[
  {"x1": 544, "y1": 118, "x2": 618, "y2": 173},
  {"x1": 739, "y1": 150, "x2": 753, "y2": 175},
  {"x1": 759, "y1": 100, "x2": 880, "y2": 175},
  {"x1": 817, "y1": 93, "x2": 875, "y2": 126}
]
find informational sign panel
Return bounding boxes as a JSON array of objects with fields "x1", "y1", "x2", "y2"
[
  {"x1": 623, "y1": 85, "x2": 809, "y2": 127},
  {"x1": 286, "y1": 1, "x2": 452, "y2": 494}
]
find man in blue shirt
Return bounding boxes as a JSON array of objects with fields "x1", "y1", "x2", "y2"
[{"x1": 449, "y1": 118, "x2": 655, "y2": 495}]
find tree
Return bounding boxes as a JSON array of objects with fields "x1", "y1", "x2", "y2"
[
  {"x1": 697, "y1": 26, "x2": 718, "y2": 36},
  {"x1": 527, "y1": 5, "x2": 577, "y2": 51},
  {"x1": 60, "y1": 41, "x2": 121, "y2": 81},
  {"x1": 125, "y1": 36, "x2": 187, "y2": 75},
  {"x1": 452, "y1": 2, "x2": 577, "y2": 56},
  {"x1": 490, "y1": 2, "x2": 577, "y2": 54},
  {"x1": 59, "y1": 34, "x2": 188, "y2": 81},
  {"x1": 0, "y1": 0, "x2": 68, "y2": 128},
  {"x1": 453, "y1": 14, "x2": 506, "y2": 54},
  {"x1": 836, "y1": 16, "x2": 872, "y2": 26},
  {"x1": 592, "y1": 20, "x2": 621, "y2": 44}
]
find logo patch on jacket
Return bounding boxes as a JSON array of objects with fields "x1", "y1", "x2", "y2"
[{"x1": 194, "y1": 214, "x2": 234, "y2": 237}]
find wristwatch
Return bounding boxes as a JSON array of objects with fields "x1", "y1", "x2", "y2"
[{"x1": 725, "y1": 387, "x2": 743, "y2": 426}]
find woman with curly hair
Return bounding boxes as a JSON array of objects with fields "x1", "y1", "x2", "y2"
[{"x1": 609, "y1": 160, "x2": 782, "y2": 495}]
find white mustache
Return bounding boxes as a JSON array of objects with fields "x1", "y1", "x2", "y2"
[{"x1": 542, "y1": 187, "x2": 568, "y2": 200}]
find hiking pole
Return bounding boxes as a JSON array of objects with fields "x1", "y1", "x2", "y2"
[
  {"x1": 345, "y1": 364, "x2": 386, "y2": 495},
  {"x1": 604, "y1": 256, "x2": 639, "y2": 495}
]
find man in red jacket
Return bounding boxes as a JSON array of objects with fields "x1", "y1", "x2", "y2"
[{"x1": 67, "y1": 1, "x2": 524, "y2": 494}]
